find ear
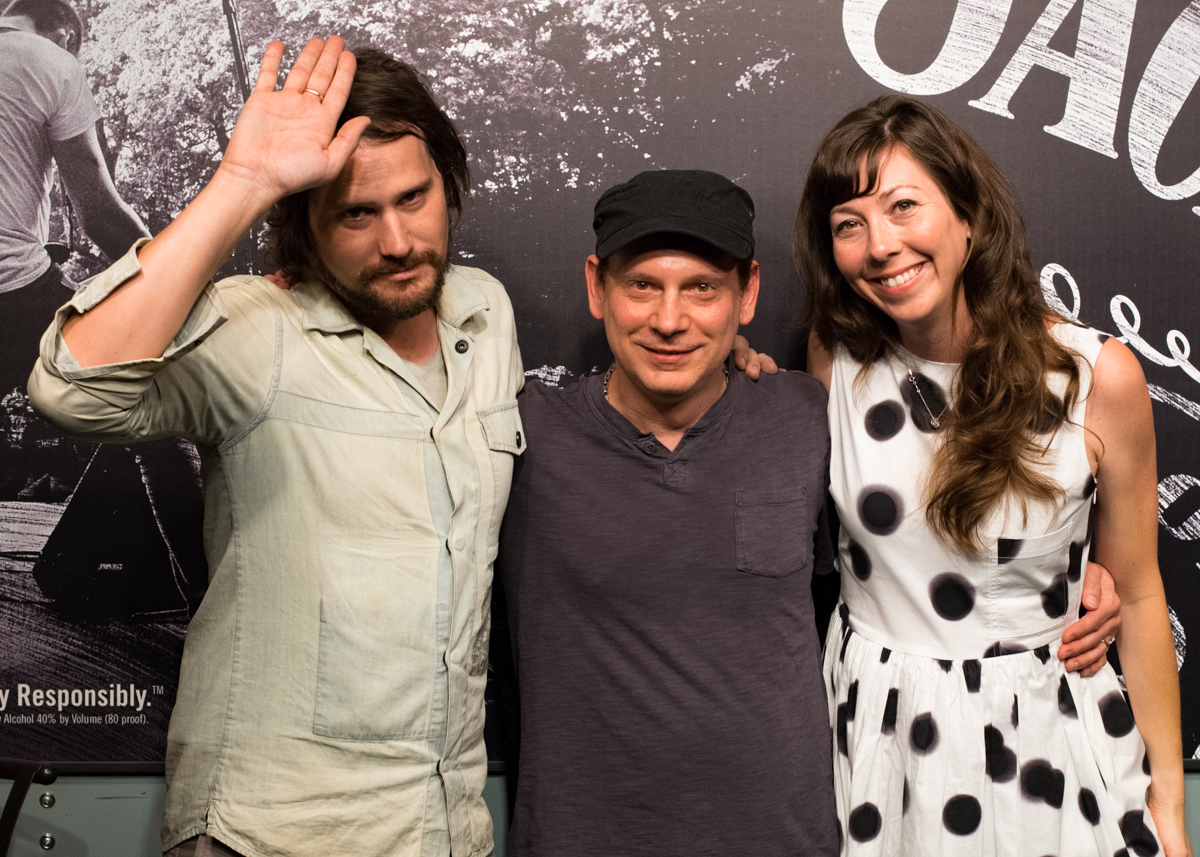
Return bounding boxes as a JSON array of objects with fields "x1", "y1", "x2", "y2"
[
  {"x1": 738, "y1": 260, "x2": 761, "y2": 327},
  {"x1": 586, "y1": 254, "x2": 606, "y2": 321}
]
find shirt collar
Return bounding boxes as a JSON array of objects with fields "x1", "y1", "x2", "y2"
[
  {"x1": 288, "y1": 264, "x2": 490, "y2": 334},
  {"x1": 583, "y1": 355, "x2": 742, "y2": 445}
]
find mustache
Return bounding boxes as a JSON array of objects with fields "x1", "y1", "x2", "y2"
[{"x1": 356, "y1": 250, "x2": 448, "y2": 286}]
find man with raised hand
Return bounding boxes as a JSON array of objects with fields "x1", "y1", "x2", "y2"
[{"x1": 30, "y1": 38, "x2": 521, "y2": 857}]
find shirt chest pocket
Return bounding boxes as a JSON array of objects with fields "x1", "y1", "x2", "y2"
[
  {"x1": 478, "y1": 400, "x2": 526, "y2": 563},
  {"x1": 735, "y1": 486, "x2": 810, "y2": 579}
]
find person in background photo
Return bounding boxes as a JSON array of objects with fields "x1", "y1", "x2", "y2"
[
  {"x1": 0, "y1": 0, "x2": 149, "y2": 500},
  {"x1": 0, "y1": 0, "x2": 149, "y2": 389}
]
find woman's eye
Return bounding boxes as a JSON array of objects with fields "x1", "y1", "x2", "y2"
[
  {"x1": 833, "y1": 219, "x2": 857, "y2": 234},
  {"x1": 895, "y1": 199, "x2": 916, "y2": 212}
]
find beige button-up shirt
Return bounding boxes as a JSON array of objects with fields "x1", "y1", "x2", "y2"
[{"x1": 29, "y1": 241, "x2": 525, "y2": 857}]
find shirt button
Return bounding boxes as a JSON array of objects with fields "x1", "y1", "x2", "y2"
[
  {"x1": 455, "y1": 340, "x2": 469, "y2": 353},
  {"x1": 641, "y1": 441, "x2": 657, "y2": 455},
  {"x1": 515, "y1": 431, "x2": 522, "y2": 447}
]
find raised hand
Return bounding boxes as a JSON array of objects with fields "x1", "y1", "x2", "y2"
[{"x1": 218, "y1": 38, "x2": 372, "y2": 206}]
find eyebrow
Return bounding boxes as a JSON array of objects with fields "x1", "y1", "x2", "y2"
[{"x1": 338, "y1": 177, "x2": 434, "y2": 209}]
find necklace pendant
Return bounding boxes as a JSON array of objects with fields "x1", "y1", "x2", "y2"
[{"x1": 931, "y1": 417, "x2": 940, "y2": 428}]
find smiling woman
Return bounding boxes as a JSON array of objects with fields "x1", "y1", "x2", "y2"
[{"x1": 797, "y1": 95, "x2": 1191, "y2": 856}]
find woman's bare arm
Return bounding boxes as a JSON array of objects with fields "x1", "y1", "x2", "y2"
[{"x1": 1087, "y1": 337, "x2": 1192, "y2": 857}]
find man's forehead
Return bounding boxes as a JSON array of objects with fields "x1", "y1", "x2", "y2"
[{"x1": 326, "y1": 135, "x2": 438, "y2": 200}]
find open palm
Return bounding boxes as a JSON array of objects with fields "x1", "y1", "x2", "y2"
[{"x1": 219, "y1": 37, "x2": 371, "y2": 203}]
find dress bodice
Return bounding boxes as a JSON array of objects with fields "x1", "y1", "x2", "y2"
[{"x1": 828, "y1": 324, "x2": 1105, "y2": 659}]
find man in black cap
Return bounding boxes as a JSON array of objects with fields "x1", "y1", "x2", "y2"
[{"x1": 493, "y1": 169, "x2": 840, "y2": 856}]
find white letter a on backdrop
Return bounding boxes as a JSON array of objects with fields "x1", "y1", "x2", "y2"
[{"x1": 969, "y1": 0, "x2": 1137, "y2": 158}]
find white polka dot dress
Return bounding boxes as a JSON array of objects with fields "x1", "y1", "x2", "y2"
[{"x1": 824, "y1": 324, "x2": 1161, "y2": 856}]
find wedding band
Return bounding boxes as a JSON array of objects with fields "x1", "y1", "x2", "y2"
[
  {"x1": 1104, "y1": 635, "x2": 1116, "y2": 648},
  {"x1": 304, "y1": 88, "x2": 324, "y2": 102}
]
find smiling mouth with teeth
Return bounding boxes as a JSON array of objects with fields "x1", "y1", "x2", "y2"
[{"x1": 878, "y1": 262, "x2": 924, "y2": 288}]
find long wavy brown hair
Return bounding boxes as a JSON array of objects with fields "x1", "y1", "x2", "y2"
[{"x1": 796, "y1": 94, "x2": 1081, "y2": 556}]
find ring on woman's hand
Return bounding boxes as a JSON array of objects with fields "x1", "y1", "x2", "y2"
[
  {"x1": 304, "y1": 88, "x2": 324, "y2": 102},
  {"x1": 1103, "y1": 635, "x2": 1116, "y2": 651}
]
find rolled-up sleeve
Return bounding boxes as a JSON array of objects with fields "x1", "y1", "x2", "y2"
[{"x1": 28, "y1": 239, "x2": 279, "y2": 446}]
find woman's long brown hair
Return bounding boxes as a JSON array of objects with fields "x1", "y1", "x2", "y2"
[{"x1": 796, "y1": 94, "x2": 1081, "y2": 556}]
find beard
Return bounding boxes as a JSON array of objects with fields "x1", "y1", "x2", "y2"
[{"x1": 320, "y1": 249, "x2": 450, "y2": 322}]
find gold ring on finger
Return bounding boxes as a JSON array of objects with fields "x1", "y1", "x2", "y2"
[{"x1": 304, "y1": 88, "x2": 324, "y2": 102}]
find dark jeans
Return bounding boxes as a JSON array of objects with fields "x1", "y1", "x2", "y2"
[{"x1": 0, "y1": 261, "x2": 75, "y2": 397}]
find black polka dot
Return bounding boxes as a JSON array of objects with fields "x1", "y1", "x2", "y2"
[
  {"x1": 930, "y1": 573, "x2": 975, "y2": 621},
  {"x1": 1100, "y1": 691, "x2": 1135, "y2": 737},
  {"x1": 1021, "y1": 759, "x2": 1065, "y2": 808},
  {"x1": 998, "y1": 538, "x2": 1022, "y2": 564},
  {"x1": 1068, "y1": 541, "x2": 1085, "y2": 583},
  {"x1": 963, "y1": 659, "x2": 981, "y2": 692},
  {"x1": 984, "y1": 725, "x2": 1016, "y2": 782},
  {"x1": 942, "y1": 794, "x2": 981, "y2": 836},
  {"x1": 839, "y1": 630, "x2": 851, "y2": 663},
  {"x1": 1041, "y1": 573, "x2": 1070, "y2": 618},
  {"x1": 865, "y1": 400, "x2": 905, "y2": 440},
  {"x1": 902, "y1": 372, "x2": 948, "y2": 433},
  {"x1": 846, "y1": 680, "x2": 858, "y2": 720},
  {"x1": 1116, "y1": 849, "x2": 1131, "y2": 857},
  {"x1": 880, "y1": 647, "x2": 891, "y2": 663},
  {"x1": 911, "y1": 712, "x2": 938, "y2": 753},
  {"x1": 881, "y1": 688, "x2": 899, "y2": 734},
  {"x1": 837, "y1": 703, "x2": 848, "y2": 756},
  {"x1": 1033, "y1": 644, "x2": 1051, "y2": 663},
  {"x1": 1011, "y1": 694, "x2": 1019, "y2": 728},
  {"x1": 839, "y1": 602, "x2": 850, "y2": 624},
  {"x1": 848, "y1": 803, "x2": 881, "y2": 842},
  {"x1": 1142, "y1": 753, "x2": 1150, "y2": 776},
  {"x1": 1119, "y1": 810, "x2": 1159, "y2": 856},
  {"x1": 985, "y1": 641, "x2": 1028, "y2": 658},
  {"x1": 938, "y1": 659, "x2": 953, "y2": 672},
  {"x1": 1083, "y1": 475, "x2": 1096, "y2": 499},
  {"x1": 1079, "y1": 788, "x2": 1100, "y2": 825},
  {"x1": 902, "y1": 778, "x2": 910, "y2": 814},
  {"x1": 859, "y1": 486, "x2": 903, "y2": 535},
  {"x1": 1059, "y1": 676, "x2": 1078, "y2": 718},
  {"x1": 849, "y1": 540, "x2": 872, "y2": 581}
]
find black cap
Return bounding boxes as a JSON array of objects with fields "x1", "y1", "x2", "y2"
[{"x1": 592, "y1": 169, "x2": 755, "y2": 260}]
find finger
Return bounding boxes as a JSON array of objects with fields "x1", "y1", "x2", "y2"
[
  {"x1": 1081, "y1": 560, "x2": 1103, "y2": 610},
  {"x1": 323, "y1": 115, "x2": 372, "y2": 179},
  {"x1": 320, "y1": 48, "x2": 359, "y2": 115},
  {"x1": 1063, "y1": 641, "x2": 1107, "y2": 674},
  {"x1": 282, "y1": 38, "x2": 327, "y2": 92},
  {"x1": 304, "y1": 36, "x2": 346, "y2": 103},
  {"x1": 254, "y1": 41, "x2": 285, "y2": 93},
  {"x1": 762, "y1": 355, "x2": 779, "y2": 375},
  {"x1": 732, "y1": 335, "x2": 750, "y2": 368},
  {"x1": 1060, "y1": 615, "x2": 1119, "y2": 662}
]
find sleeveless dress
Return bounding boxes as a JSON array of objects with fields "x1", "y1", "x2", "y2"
[{"x1": 823, "y1": 324, "x2": 1162, "y2": 856}]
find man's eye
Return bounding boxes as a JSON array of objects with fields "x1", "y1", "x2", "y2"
[
  {"x1": 342, "y1": 208, "x2": 369, "y2": 220},
  {"x1": 693, "y1": 283, "x2": 713, "y2": 293}
]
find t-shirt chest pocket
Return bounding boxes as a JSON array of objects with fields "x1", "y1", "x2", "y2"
[
  {"x1": 735, "y1": 486, "x2": 810, "y2": 579},
  {"x1": 478, "y1": 400, "x2": 526, "y2": 562}
]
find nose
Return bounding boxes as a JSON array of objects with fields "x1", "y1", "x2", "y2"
[
  {"x1": 379, "y1": 210, "x2": 415, "y2": 260},
  {"x1": 649, "y1": 288, "x2": 688, "y2": 337},
  {"x1": 867, "y1": 218, "x2": 902, "y2": 263}
]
